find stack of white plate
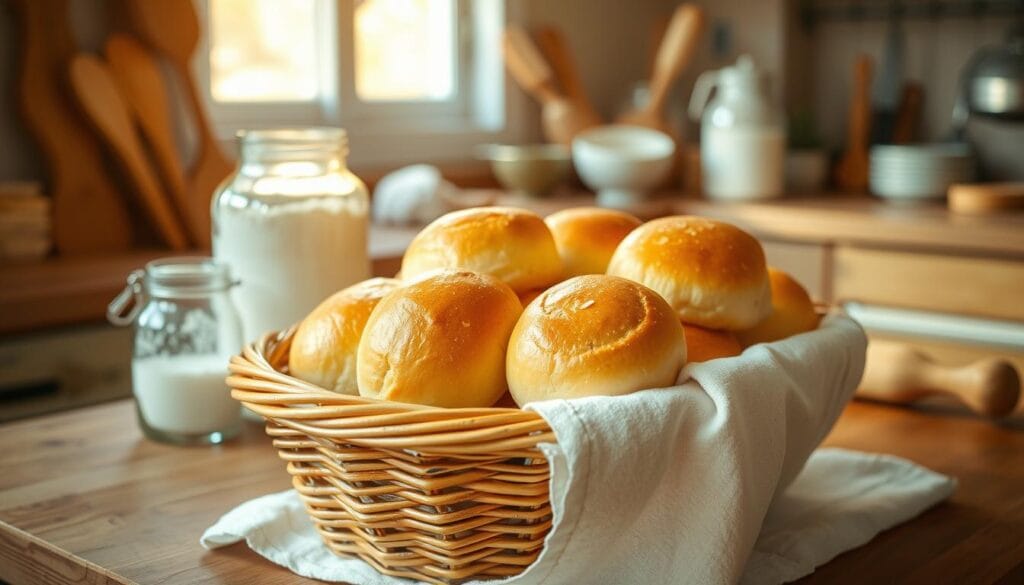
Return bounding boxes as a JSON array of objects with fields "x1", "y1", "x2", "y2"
[{"x1": 869, "y1": 144, "x2": 975, "y2": 202}]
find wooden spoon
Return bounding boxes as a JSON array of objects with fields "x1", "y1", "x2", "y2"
[
  {"x1": 8, "y1": 0, "x2": 133, "y2": 254},
  {"x1": 105, "y1": 34, "x2": 204, "y2": 248},
  {"x1": 533, "y1": 26, "x2": 602, "y2": 130},
  {"x1": 502, "y1": 27, "x2": 600, "y2": 145},
  {"x1": 68, "y1": 55, "x2": 189, "y2": 250},
  {"x1": 857, "y1": 340, "x2": 1021, "y2": 418},
  {"x1": 126, "y1": 0, "x2": 234, "y2": 244},
  {"x1": 617, "y1": 4, "x2": 704, "y2": 135},
  {"x1": 835, "y1": 55, "x2": 873, "y2": 192}
]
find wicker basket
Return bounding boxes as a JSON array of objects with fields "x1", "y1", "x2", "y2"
[{"x1": 227, "y1": 328, "x2": 556, "y2": 584}]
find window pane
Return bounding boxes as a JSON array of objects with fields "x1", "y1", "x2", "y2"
[
  {"x1": 355, "y1": 0, "x2": 455, "y2": 101},
  {"x1": 209, "y1": 0, "x2": 320, "y2": 102}
]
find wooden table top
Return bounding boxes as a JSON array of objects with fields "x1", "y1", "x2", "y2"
[{"x1": 0, "y1": 399, "x2": 1021, "y2": 584}]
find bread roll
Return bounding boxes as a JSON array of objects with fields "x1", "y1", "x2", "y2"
[
  {"x1": 683, "y1": 324, "x2": 742, "y2": 363},
  {"x1": 545, "y1": 207, "x2": 642, "y2": 277},
  {"x1": 606, "y1": 216, "x2": 771, "y2": 330},
  {"x1": 289, "y1": 278, "x2": 401, "y2": 395},
  {"x1": 736, "y1": 268, "x2": 819, "y2": 347},
  {"x1": 400, "y1": 207, "x2": 563, "y2": 294},
  {"x1": 507, "y1": 274, "x2": 686, "y2": 405},
  {"x1": 357, "y1": 271, "x2": 522, "y2": 408}
]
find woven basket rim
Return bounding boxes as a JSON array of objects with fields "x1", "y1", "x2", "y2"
[{"x1": 228, "y1": 328, "x2": 555, "y2": 454}]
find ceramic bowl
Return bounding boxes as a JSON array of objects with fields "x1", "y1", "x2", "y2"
[
  {"x1": 477, "y1": 144, "x2": 571, "y2": 197},
  {"x1": 869, "y1": 143, "x2": 976, "y2": 202},
  {"x1": 571, "y1": 125, "x2": 676, "y2": 208}
]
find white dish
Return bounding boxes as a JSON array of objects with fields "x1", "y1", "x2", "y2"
[
  {"x1": 869, "y1": 143, "x2": 976, "y2": 201},
  {"x1": 572, "y1": 125, "x2": 676, "y2": 208}
]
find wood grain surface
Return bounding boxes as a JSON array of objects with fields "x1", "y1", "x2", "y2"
[
  {"x1": 0, "y1": 399, "x2": 1021, "y2": 584},
  {"x1": 9, "y1": 0, "x2": 135, "y2": 254}
]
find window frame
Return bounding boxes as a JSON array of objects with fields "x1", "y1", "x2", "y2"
[{"x1": 192, "y1": 0, "x2": 528, "y2": 166}]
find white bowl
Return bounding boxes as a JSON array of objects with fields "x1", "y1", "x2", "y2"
[
  {"x1": 572, "y1": 125, "x2": 676, "y2": 208},
  {"x1": 869, "y1": 143, "x2": 976, "y2": 202}
]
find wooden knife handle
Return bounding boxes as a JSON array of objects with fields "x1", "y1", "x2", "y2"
[
  {"x1": 891, "y1": 82, "x2": 923, "y2": 144},
  {"x1": 858, "y1": 340, "x2": 1021, "y2": 418},
  {"x1": 502, "y1": 27, "x2": 561, "y2": 104},
  {"x1": 646, "y1": 4, "x2": 704, "y2": 114},
  {"x1": 534, "y1": 26, "x2": 600, "y2": 121}
]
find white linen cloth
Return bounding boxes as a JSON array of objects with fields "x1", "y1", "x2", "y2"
[{"x1": 202, "y1": 315, "x2": 956, "y2": 584}]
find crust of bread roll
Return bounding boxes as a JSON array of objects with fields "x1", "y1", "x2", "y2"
[
  {"x1": 545, "y1": 207, "x2": 642, "y2": 277},
  {"x1": 682, "y1": 324, "x2": 743, "y2": 363},
  {"x1": 400, "y1": 207, "x2": 563, "y2": 294},
  {"x1": 357, "y1": 270, "x2": 522, "y2": 408},
  {"x1": 606, "y1": 216, "x2": 771, "y2": 330},
  {"x1": 289, "y1": 278, "x2": 402, "y2": 395},
  {"x1": 736, "y1": 267, "x2": 820, "y2": 347},
  {"x1": 507, "y1": 274, "x2": 687, "y2": 405}
]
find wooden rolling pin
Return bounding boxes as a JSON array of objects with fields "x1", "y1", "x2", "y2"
[{"x1": 857, "y1": 340, "x2": 1021, "y2": 418}]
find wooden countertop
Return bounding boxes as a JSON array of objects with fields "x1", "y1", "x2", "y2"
[
  {"x1": 4, "y1": 193, "x2": 1024, "y2": 335},
  {"x1": 1, "y1": 399, "x2": 1021, "y2": 584}
]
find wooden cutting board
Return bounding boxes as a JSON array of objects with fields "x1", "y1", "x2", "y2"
[{"x1": 9, "y1": 0, "x2": 134, "y2": 254}]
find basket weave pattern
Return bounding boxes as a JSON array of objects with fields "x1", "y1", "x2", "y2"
[{"x1": 228, "y1": 330, "x2": 556, "y2": 584}]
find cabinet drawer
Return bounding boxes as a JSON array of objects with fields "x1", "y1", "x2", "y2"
[
  {"x1": 760, "y1": 239, "x2": 827, "y2": 301},
  {"x1": 834, "y1": 246, "x2": 1024, "y2": 321}
]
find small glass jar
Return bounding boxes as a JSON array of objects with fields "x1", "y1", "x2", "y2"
[
  {"x1": 212, "y1": 127, "x2": 370, "y2": 344},
  {"x1": 108, "y1": 257, "x2": 243, "y2": 445}
]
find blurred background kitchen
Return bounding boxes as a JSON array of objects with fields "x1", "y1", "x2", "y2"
[{"x1": 1, "y1": 0, "x2": 1022, "y2": 423}]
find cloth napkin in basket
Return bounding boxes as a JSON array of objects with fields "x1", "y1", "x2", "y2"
[{"x1": 202, "y1": 315, "x2": 956, "y2": 584}]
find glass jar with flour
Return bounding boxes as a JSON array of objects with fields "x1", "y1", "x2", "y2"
[
  {"x1": 108, "y1": 258, "x2": 243, "y2": 445},
  {"x1": 212, "y1": 128, "x2": 370, "y2": 343}
]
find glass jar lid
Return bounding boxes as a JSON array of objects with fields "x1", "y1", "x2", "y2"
[
  {"x1": 108, "y1": 257, "x2": 235, "y2": 326},
  {"x1": 237, "y1": 127, "x2": 348, "y2": 161},
  {"x1": 144, "y1": 257, "x2": 234, "y2": 298}
]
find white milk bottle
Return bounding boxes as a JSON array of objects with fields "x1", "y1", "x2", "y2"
[{"x1": 689, "y1": 55, "x2": 786, "y2": 201}]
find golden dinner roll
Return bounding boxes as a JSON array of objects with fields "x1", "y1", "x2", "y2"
[
  {"x1": 357, "y1": 271, "x2": 522, "y2": 408},
  {"x1": 400, "y1": 207, "x2": 563, "y2": 294},
  {"x1": 289, "y1": 278, "x2": 402, "y2": 395},
  {"x1": 736, "y1": 268, "x2": 820, "y2": 347},
  {"x1": 545, "y1": 207, "x2": 642, "y2": 277},
  {"x1": 683, "y1": 324, "x2": 743, "y2": 363},
  {"x1": 606, "y1": 216, "x2": 771, "y2": 330},
  {"x1": 507, "y1": 275, "x2": 687, "y2": 405}
]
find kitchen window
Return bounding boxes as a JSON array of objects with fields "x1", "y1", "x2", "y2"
[{"x1": 195, "y1": 0, "x2": 520, "y2": 165}]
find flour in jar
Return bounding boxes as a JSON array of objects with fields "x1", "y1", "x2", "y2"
[
  {"x1": 214, "y1": 196, "x2": 370, "y2": 343},
  {"x1": 132, "y1": 355, "x2": 240, "y2": 435}
]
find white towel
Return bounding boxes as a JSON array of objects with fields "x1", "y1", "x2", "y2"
[{"x1": 202, "y1": 315, "x2": 955, "y2": 584}]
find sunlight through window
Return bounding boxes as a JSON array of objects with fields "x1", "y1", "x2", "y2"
[
  {"x1": 209, "y1": 0, "x2": 321, "y2": 102},
  {"x1": 354, "y1": 0, "x2": 456, "y2": 102}
]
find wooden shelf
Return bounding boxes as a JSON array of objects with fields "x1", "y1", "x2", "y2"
[
  {"x1": 0, "y1": 225, "x2": 421, "y2": 336},
  {"x1": 0, "y1": 250, "x2": 175, "y2": 335}
]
